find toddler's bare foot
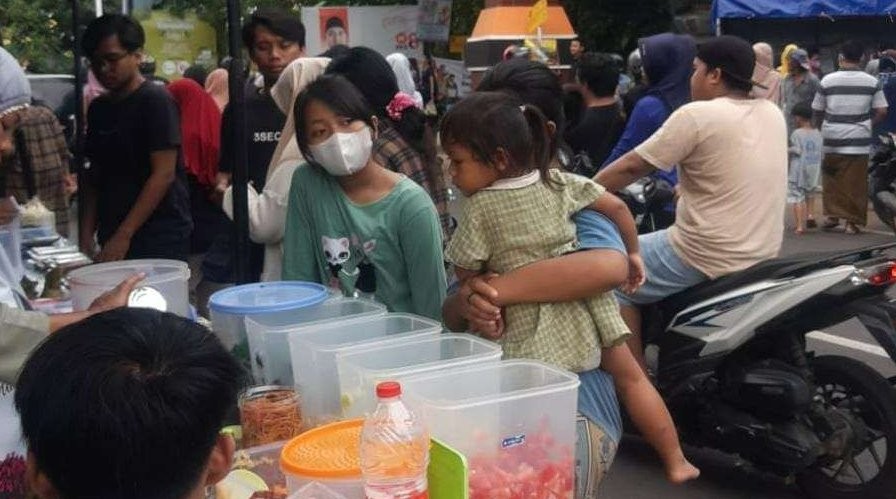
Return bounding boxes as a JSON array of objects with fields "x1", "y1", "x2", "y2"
[{"x1": 666, "y1": 458, "x2": 700, "y2": 484}]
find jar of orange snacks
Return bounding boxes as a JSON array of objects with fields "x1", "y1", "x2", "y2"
[{"x1": 239, "y1": 386, "x2": 303, "y2": 448}]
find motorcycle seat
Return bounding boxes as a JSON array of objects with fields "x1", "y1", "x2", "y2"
[{"x1": 657, "y1": 247, "x2": 869, "y2": 319}]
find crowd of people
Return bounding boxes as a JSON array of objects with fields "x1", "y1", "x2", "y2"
[{"x1": 1, "y1": 4, "x2": 896, "y2": 497}]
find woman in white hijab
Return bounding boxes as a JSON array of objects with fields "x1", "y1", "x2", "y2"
[
  {"x1": 386, "y1": 53, "x2": 424, "y2": 109},
  {"x1": 222, "y1": 57, "x2": 330, "y2": 281}
]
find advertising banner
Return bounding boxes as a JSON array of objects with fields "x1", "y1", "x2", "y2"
[
  {"x1": 418, "y1": 0, "x2": 453, "y2": 42},
  {"x1": 302, "y1": 6, "x2": 422, "y2": 58},
  {"x1": 140, "y1": 10, "x2": 217, "y2": 79}
]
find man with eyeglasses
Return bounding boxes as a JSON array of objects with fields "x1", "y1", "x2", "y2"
[{"x1": 79, "y1": 14, "x2": 192, "y2": 263}]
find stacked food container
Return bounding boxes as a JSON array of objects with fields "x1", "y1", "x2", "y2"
[
  {"x1": 218, "y1": 288, "x2": 581, "y2": 498},
  {"x1": 245, "y1": 298, "x2": 387, "y2": 385},
  {"x1": 286, "y1": 313, "x2": 443, "y2": 427}
]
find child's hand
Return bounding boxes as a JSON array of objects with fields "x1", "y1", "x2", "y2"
[
  {"x1": 622, "y1": 253, "x2": 646, "y2": 295},
  {"x1": 475, "y1": 314, "x2": 505, "y2": 341}
]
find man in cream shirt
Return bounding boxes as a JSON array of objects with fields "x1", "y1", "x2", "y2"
[{"x1": 596, "y1": 35, "x2": 788, "y2": 364}]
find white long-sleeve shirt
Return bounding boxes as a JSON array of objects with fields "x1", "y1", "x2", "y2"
[{"x1": 223, "y1": 160, "x2": 301, "y2": 282}]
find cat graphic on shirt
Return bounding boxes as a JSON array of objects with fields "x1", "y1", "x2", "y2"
[{"x1": 321, "y1": 236, "x2": 377, "y2": 294}]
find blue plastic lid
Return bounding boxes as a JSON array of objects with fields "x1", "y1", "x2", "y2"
[{"x1": 208, "y1": 281, "x2": 328, "y2": 315}]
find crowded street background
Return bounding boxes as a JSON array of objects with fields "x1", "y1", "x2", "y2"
[{"x1": 2, "y1": 1, "x2": 896, "y2": 498}]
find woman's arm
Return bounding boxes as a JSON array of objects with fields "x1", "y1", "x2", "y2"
[
  {"x1": 223, "y1": 162, "x2": 300, "y2": 244},
  {"x1": 442, "y1": 247, "x2": 628, "y2": 332}
]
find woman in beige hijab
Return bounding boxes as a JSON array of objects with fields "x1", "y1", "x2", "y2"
[
  {"x1": 222, "y1": 58, "x2": 330, "y2": 281},
  {"x1": 205, "y1": 68, "x2": 230, "y2": 112},
  {"x1": 752, "y1": 42, "x2": 783, "y2": 107}
]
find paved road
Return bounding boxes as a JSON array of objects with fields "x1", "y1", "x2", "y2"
[{"x1": 601, "y1": 220, "x2": 896, "y2": 499}]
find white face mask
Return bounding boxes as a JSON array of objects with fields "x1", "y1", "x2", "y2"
[{"x1": 309, "y1": 127, "x2": 373, "y2": 176}]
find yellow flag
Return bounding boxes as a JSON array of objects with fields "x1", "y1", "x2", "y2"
[{"x1": 527, "y1": 0, "x2": 549, "y2": 33}]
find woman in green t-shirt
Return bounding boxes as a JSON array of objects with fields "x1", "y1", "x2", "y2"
[{"x1": 281, "y1": 74, "x2": 446, "y2": 321}]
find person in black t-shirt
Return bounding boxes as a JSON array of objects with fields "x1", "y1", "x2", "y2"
[
  {"x1": 200, "y1": 9, "x2": 305, "y2": 291},
  {"x1": 79, "y1": 14, "x2": 192, "y2": 262},
  {"x1": 215, "y1": 8, "x2": 305, "y2": 193},
  {"x1": 564, "y1": 52, "x2": 626, "y2": 168}
]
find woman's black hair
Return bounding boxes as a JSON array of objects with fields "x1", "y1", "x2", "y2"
[
  {"x1": 477, "y1": 58, "x2": 567, "y2": 160},
  {"x1": 325, "y1": 46, "x2": 438, "y2": 181},
  {"x1": 441, "y1": 92, "x2": 553, "y2": 186},
  {"x1": 293, "y1": 74, "x2": 376, "y2": 164}
]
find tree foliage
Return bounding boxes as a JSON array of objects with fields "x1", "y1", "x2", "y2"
[{"x1": 1, "y1": 0, "x2": 673, "y2": 73}]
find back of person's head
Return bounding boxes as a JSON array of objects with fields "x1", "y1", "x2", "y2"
[
  {"x1": 753, "y1": 42, "x2": 773, "y2": 68},
  {"x1": 241, "y1": 8, "x2": 306, "y2": 51},
  {"x1": 16, "y1": 308, "x2": 245, "y2": 499},
  {"x1": 293, "y1": 74, "x2": 377, "y2": 162},
  {"x1": 840, "y1": 40, "x2": 865, "y2": 64},
  {"x1": 320, "y1": 44, "x2": 350, "y2": 60},
  {"x1": 326, "y1": 46, "x2": 430, "y2": 158},
  {"x1": 82, "y1": 14, "x2": 145, "y2": 58},
  {"x1": 577, "y1": 52, "x2": 620, "y2": 97},
  {"x1": 695, "y1": 35, "x2": 755, "y2": 93},
  {"x1": 183, "y1": 65, "x2": 209, "y2": 87},
  {"x1": 791, "y1": 101, "x2": 813, "y2": 121},
  {"x1": 441, "y1": 91, "x2": 551, "y2": 183},
  {"x1": 478, "y1": 58, "x2": 565, "y2": 157}
]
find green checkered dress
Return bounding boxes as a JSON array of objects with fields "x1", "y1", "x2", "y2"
[{"x1": 446, "y1": 170, "x2": 631, "y2": 372}]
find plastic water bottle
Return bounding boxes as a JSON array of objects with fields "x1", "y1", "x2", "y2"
[{"x1": 360, "y1": 381, "x2": 429, "y2": 499}]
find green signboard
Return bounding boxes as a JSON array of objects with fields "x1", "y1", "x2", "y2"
[{"x1": 139, "y1": 10, "x2": 217, "y2": 80}]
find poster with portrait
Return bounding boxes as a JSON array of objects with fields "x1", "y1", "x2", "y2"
[
  {"x1": 302, "y1": 6, "x2": 422, "y2": 58},
  {"x1": 319, "y1": 7, "x2": 349, "y2": 50}
]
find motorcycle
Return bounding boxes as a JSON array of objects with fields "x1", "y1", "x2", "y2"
[
  {"x1": 617, "y1": 176, "x2": 676, "y2": 234},
  {"x1": 638, "y1": 243, "x2": 896, "y2": 499},
  {"x1": 869, "y1": 133, "x2": 896, "y2": 233}
]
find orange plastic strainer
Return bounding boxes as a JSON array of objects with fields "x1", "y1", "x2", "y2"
[{"x1": 280, "y1": 419, "x2": 363, "y2": 479}]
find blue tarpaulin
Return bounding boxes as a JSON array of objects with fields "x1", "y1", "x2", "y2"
[{"x1": 712, "y1": 0, "x2": 896, "y2": 22}]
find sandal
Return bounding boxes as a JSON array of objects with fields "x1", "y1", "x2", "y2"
[
  {"x1": 845, "y1": 223, "x2": 862, "y2": 235},
  {"x1": 806, "y1": 219, "x2": 818, "y2": 229},
  {"x1": 821, "y1": 219, "x2": 840, "y2": 231}
]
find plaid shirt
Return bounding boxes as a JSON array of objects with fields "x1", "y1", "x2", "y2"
[
  {"x1": 5, "y1": 106, "x2": 71, "y2": 236},
  {"x1": 446, "y1": 170, "x2": 630, "y2": 372},
  {"x1": 373, "y1": 126, "x2": 452, "y2": 239}
]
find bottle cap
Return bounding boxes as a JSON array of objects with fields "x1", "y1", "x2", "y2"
[{"x1": 376, "y1": 381, "x2": 401, "y2": 398}]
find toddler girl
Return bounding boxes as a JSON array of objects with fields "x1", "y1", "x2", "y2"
[{"x1": 443, "y1": 91, "x2": 698, "y2": 484}]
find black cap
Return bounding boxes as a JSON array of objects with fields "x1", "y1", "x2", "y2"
[{"x1": 697, "y1": 35, "x2": 762, "y2": 89}]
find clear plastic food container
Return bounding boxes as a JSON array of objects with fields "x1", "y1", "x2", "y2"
[
  {"x1": 287, "y1": 313, "x2": 442, "y2": 428},
  {"x1": 245, "y1": 297, "x2": 387, "y2": 385},
  {"x1": 68, "y1": 259, "x2": 189, "y2": 317},
  {"x1": 208, "y1": 281, "x2": 328, "y2": 367},
  {"x1": 402, "y1": 360, "x2": 580, "y2": 499},
  {"x1": 336, "y1": 334, "x2": 502, "y2": 418}
]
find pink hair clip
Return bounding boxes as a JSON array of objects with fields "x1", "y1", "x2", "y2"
[{"x1": 386, "y1": 92, "x2": 417, "y2": 121}]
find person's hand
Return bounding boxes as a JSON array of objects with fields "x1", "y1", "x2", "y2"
[
  {"x1": 458, "y1": 273, "x2": 506, "y2": 338},
  {"x1": 87, "y1": 273, "x2": 145, "y2": 313},
  {"x1": 95, "y1": 232, "x2": 131, "y2": 262},
  {"x1": 0, "y1": 197, "x2": 18, "y2": 226},
  {"x1": 622, "y1": 252, "x2": 646, "y2": 295},
  {"x1": 63, "y1": 173, "x2": 78, "y2": 198}
]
